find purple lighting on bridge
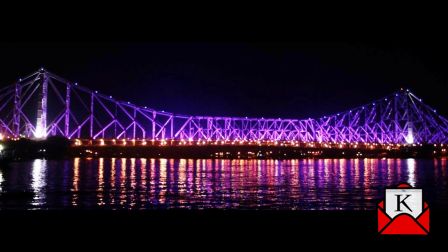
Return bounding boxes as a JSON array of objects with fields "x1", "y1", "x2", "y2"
[{"x1": 1, "y1": 69, "x2": 448, "y2": 144}]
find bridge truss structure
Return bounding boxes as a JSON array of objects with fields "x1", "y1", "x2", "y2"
[{"x1": 1, "y1": 69, "x2": 448, "y2": 144}]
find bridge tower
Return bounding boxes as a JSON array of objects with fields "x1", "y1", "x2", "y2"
[
  {"x1": 34, "y1": 69, "x2": 48, "y2": 138},
  {"x1": 404, "y1": 90, "x2": 414, "y2": 144},
  {"x1": 12, "y1": 81, "x2": 22, "y2": 137}
]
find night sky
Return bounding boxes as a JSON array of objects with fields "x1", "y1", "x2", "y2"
[{"x1": 1, "y1": 24, "x2": 447, "y2": 120}]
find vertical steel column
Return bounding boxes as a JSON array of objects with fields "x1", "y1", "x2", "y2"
[
  {"x1": 64, "y1": 83, "x2": 71, "y2": 137},
  {"x1": 152, "y1": 111, "x2": 156, "y2": 140},
  {"x1": 114, "y1": 103, "x2": 117, "y2": 138},
  {"x1": 90, "y1": 92, "x2": 94, "y2": 138},
  {"x1": 170, "y1": 116, "x2": 174, "y2": 139},
  {"x1": 13, "y1": 82, "x2": 21, "y2": 137},
  {"x1": 379, "y1": 102, "x2": 384, "y2": 143},
  {"x1": 348, "y1": 111, "x2": 352, "y2": 143},
  {"x1": 405, "y1": 91, "x2": 414, "y2": 144},
  {"x1": 35, "y1": 71, "x2": 48, "y2": 138},
  {"x1": 363, "y1": 107, "x2": 368, "y2": 142},
  {"x1": 133, "y1": 107, "x2": 136, "y2": 139},
  {"x1": 394, "y1": 93, "x2": 399, "y2": 143}
]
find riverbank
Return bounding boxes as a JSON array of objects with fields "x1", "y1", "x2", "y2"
[{"x1": 1, "y1": 137, "x2": 447, "y2": 161}]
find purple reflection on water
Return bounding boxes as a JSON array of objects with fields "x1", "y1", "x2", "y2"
[{"x1": 0, "y1": 158, "x2": 447, "y2": 210}]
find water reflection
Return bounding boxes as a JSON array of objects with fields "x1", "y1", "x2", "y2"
[
  {"x1": 72, "y1": 157, "x2": 80, "y2": 206},
  {"x1": 407, "y1": 158, "x2": 416, "y2": 187},
  {"x1": 31, "y1": 159, "x2": 47, "y2": 206},
  {"x1": 0, "y1": 158, "x2": 447, "y2": 210},
  {"x1": 97, "y1": 158, "x2": 105, "y2": 206},
  {"x1": 0, "y1": 169, "x2": 3, "y2": 192}
]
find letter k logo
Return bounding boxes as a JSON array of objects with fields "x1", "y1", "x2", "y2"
[
  {"x1": 378, "y1": 183, "x2": 430, "y2": 235},
  {"x1": 395, "y1": 194, "x2": 413, "y2": 212}
]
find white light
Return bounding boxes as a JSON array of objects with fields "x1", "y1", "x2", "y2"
[
  {"x1": 0, "y1": 144, "x2": 4, "y2": 152},
  {"x1": 0, "y1": 133, "x2": 3, "y2": 141},
  {"x1": 34, "y1": 124, "x2": 47, "y2": 139},
  {"x1": 405, "y1": 127, "x2": 414, "y2": 144}
]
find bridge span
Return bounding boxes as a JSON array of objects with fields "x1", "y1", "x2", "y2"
[{"x1": 1, "y1": 69, "x2": 448, "y2": 144}]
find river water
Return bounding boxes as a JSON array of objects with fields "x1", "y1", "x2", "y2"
[{"x1": 0, "y1": 158, "x2": 447, "y2": 210}]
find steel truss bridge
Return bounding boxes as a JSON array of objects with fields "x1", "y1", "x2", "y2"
[{"x1": 0, "y1": 69, "x2": 448, "y2": 144}]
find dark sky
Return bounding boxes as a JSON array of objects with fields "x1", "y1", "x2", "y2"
[{"x1": 1, "y1": 26, "x2": 447, "y2": 119}]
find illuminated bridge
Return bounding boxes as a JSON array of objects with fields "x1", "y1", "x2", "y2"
[{"x1": 1, "y1": 69, "x2": 448, "y2": 145}]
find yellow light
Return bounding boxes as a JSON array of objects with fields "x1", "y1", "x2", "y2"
[
  {"x1": 74, "y1": 139, "x2": 82, "y2": 146},
  {"x1": 99, "y1": 139, "x2": 105, "y2": 146}
]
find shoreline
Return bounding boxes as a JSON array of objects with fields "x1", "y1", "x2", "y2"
[{"x1": 1, "y1": 137, "x2": 447, "y2": 161}]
